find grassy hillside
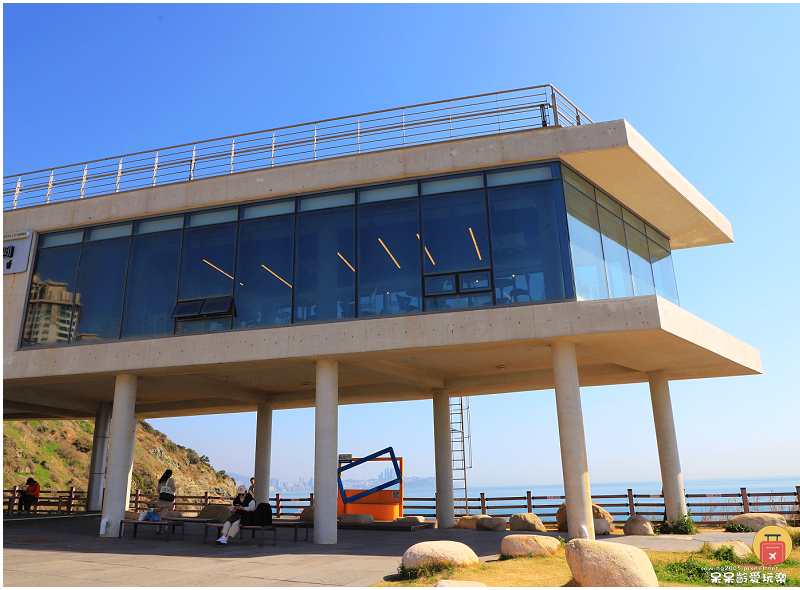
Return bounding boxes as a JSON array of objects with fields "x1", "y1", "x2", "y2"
[{"x1": 3, "y1": 418, "x2": 236, "y2": 497}]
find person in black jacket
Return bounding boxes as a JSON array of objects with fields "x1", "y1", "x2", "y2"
[{"x1": 216, "y1": 485, "x2": 255, "y2": 546}]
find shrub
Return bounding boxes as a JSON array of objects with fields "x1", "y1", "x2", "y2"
[
  {"x1": 396, "y1": 562, "x2": 455, "y2": 580},
  {"x1": 791, "y1": 530, "x2": 800, "y2": 549},
  {"x1": 658, "y1": 511, "x2": 697, "y2": 535},
  {"x1": 724, "y1": 522, "x2": 754, "y2": 533},
  {"x1": 708, "y1": 545, "x2": 737, "y2": 562},
  {"x1": 652, "y1": 556, "x2": 710, "y2": 584},
  {"x1": 72, "y1": 437, "x2": 92, "y2": 453}
]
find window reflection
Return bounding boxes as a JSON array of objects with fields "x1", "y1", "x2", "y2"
[
  {"x1": 488, "y1": 182, "x2": 567, "y2": 304},
  {"x1": 21, "y1": 245, "x2": 82, "y2": 347},
  {"x1": 649, "y1": 240, "x2": 679, "y2": 305},
  {"x1": 564, "y1": 185, "x2": 609, "y2": 301},
  {"x1": 598, "y1": 208, "x2": 634, "y2": 299},
  {"x1": 625, "y1": 225, "x2": 656, "y2": 296},
  {"x1": 235, "y1": 215, "x2": 295, "y2": 327},
  {"x1": 358, "y1": 199, "x2": 421, "y2": 316},
  {"x1": 421, "y1": 190, "x2": 490, "y2": 275},
  {"x1": 294, "y1": 207, "x2": 356, "y2": 322},
  {"x1": 73, "y1": 237, "x2": 130, "y2": 342},
  {"x1": 178, "y1": 223, "x2": 238, "y2": 301}
]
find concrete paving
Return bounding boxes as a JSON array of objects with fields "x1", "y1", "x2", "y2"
[{"x1": 3, "y1": 515, "x2": 757, "y2": 587}]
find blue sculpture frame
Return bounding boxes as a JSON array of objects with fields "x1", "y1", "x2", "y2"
[{"x1": 337, "y1": 446, "x2": 402, "y2": 504}]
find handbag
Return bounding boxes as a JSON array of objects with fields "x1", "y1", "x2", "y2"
[{"x1": 158, "y1": 484, "x2": 175, "y2": 502}]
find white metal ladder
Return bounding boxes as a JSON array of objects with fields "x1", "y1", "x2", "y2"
[{"x1": 450, "y1": 396, "x2": 473, "y2": 516}]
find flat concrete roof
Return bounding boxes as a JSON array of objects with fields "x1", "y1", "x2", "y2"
[
  {"x1": 2, "y1": 120, "x2": 731, "y2": 250},
  {"x1": 3, "y1": 295, "x2": 761, "y2": 421}
]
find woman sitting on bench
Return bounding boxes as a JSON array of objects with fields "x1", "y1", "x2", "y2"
[{"x1": 216, "y1": 485, "x2": 255, "y2": 546}]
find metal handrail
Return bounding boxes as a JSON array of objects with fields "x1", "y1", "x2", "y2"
[{"x1": 3, "y1": 84, "x2": 592, "y2": 211}]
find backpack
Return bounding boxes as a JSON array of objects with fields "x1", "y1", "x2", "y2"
[{"x1": 242, "y1": 502, "x2": 272, "y2": 527}]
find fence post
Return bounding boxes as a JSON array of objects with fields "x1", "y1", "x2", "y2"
[
  {"x1": 68, "y1": 486, "x2": 75, "y2": 514},
  {"x1": 9, "y1": 486, "x2": 18, "y2": 513},
  {"x1": 152, "y1": 152, "x2": 159, "y2": 187},
  {"x1": 204, "y1": 491, "x2": 210, "y2": 507},
  {"x1": 13, "y1": 177, "x2": 21, "y2": 209},
  {"x1": 740, "y1": 487, "x2": 749, "y2": 513},
  {"x1": 480, "y1": 492, "x2": 487, "y2": 515},
  {"x1": 276, "y1": 493, "x2": 282, "y2": 518},
  {"x1": 627, "y1": 488, "x2": 636, "y2": 517},
  {"x1": 230, "y1": 138, "x2": 235, "y2": 174},
  {"x1": 309, "y1": 492, "x2": 314, "y2": 506},
  {"x1": 526, "y1": 491, "x2": 533, "y2": 513},
  {"x1": 134, "y1": 489, "x2": 141, "y2": 511},
  {"x1": 795, "y1": 486, "x2": 800, "y2": 525},
  {"x1": 357, "y1": 117, "x2": 361, "y2": 154},
  {"x1": 80, "y1": 165, "x2": 88, "y2": 198},
  {"x1": 46, "y1": 170, "x2": 54, "y2": 203},
  {"x1": 551, "y1": 89, "x2": 559, "y2": 127}
]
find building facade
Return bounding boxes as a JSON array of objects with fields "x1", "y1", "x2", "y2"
[{"x1": 3, "y1": 86, "x2": 761, "y2": 543}]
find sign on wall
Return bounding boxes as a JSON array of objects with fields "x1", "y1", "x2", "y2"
[{"x1": 3, "y1": 231, "x2": 33, "y2": 275}]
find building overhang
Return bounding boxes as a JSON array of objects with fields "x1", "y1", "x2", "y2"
[
  {"x1": 2, "y1": 120, "x2": 731, "y2": 251},
  {"x1": 2, "y1": 295, "x2": 762, "y2": 421}
]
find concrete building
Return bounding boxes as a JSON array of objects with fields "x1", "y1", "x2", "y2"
[{"x1": 3, "y1": 85, "x2": 761, "y2": 543}]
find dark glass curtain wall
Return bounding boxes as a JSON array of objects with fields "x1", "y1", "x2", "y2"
[{"x1": 20, "y1": 162, "x2": 678, "y2": 349}]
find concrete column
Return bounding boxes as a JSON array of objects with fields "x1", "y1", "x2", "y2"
[
  {"x1": 552, "y1": 341, "x2": 594, "y2": 540},
  {"x1": 124, "y1": 424, "x2": 137, "y2": 510},
  {"x1": 314, "y1": 360, "x2": 338, "y2": 544},
  {"x1": 86, "y1": 402, "x2": 112, "y2": 512},
  {"x1": 100, "y1": 375, "x2": 138, "y2": 537},
  {"x1": 254, "y1": 402, "x2": 273, "y2": 506},
  {"x1": 432, "y1": 389, "x2": 455, "y2": 528},
  {"x1": 649, "y1": 370, "x2": 688, "y2": 523}
]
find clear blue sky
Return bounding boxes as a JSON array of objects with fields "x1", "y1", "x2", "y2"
[{"x1": 4, "y1": 4, "x2": 799, "y2": 488}]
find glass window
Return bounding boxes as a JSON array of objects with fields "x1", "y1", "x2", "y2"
[
  {"x1": 235, "y1": 215, "x2": 295, "y2": 327},
  {"x1": 598, "y1": 207, "x2": 634, "y2": 299},
  {"x1": 201, "y1": 298, "x2": 234, "y2": 315},
  {"x1": 486, "y1": 164, "x2": 552, "y2": 187},
  {"x1": 135, "y1": 215, "x2": 184, "y2": 234},
  {"x1": 625, "y1": 225, "x2": 656, "y2": 296},
  {"x1": 187, "y1": 208, "x2": 238, "y2": 227},
  {"x1": 646, "y1": 224, "x2": 670, "y2": 251},
  {"x1": 421, "y1": 190, "x2": 490, "y2": 275},
  {"x1": 73, "y1": 237, "x2": 131, "y2": 342},
  {"x1": 425, "y1": 275, "x2": 456, "y2": 295},
  {"x1": 424, "y1": 292, "x2": 492, "y2": 311},
  {"x1": 178, "y1": 223, "x2": 238, "y2": 301},
  {"x1": 359, "y1": 182, "x2": 418, "y2": 204},
  {"x1": 357, "y1": 199, "x2": 421, "y2": 316},
  {"x1": 488, "y1": 181, "x2": 567, "y2": 304},
  {"x1": 595, "y1": 189, "x2": 622, "y2": 218},
  {"x1": 459, "y1": 272, "x2": 490, "y2": 292},
  {"x1": 564, "y1": 184, "x2": 608, "y2": 301},
  {"x1": 39, "y1": 230, "x2": 83, "y2": 248},
  {"x1": 176, "y1": 317, "x2": 232, "y2": 334},
  {"x1": 299, "y1": 191, "x2": 355, "y2": 211},
  {"x1": 21, "y1": 244, "x2": 82, "y2": 347},
  {"x1": 622, "y1": 208, "x2": 647, "y2": 234},
  {"x1": 121, "y1": 230, "x2": 182, "y2": 338},
  {"x1": 294, "y1": 207, "x2": 356, "y2": 322},
  {"x1": 421, "y1": 174, "x2": 483, "y2": 195},
  {"x1": 173, "y1": 300, "x2": 204, "y2": 318},
  {"x1": 649, "y1": 240, "x2": 679, "y2": 305},
  {"x1": 241, "y1": 200, "x2": 295, "y2": 220},
  {"x1": 561, "y1": 167, "x2": 595, "y2": 199},
  {"x1": 85, "y1": 223, "x2": 132, "y2": 241}
]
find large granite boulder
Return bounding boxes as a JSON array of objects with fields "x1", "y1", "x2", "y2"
[
  {"x1": 593, "y1": 518, "x2": 611, "y2": 535},
  {"x1": 728, "y1": 513, "x2": 787, "y2": 530},
  {"x1": 395, "y1": 515, "x2": 426, "y2": 524},
  {"x1": 476, "y1": 517, "x2": 506, "y2": 531},
  {"x1": 402, "y1": 541, "x2": 480, "y2": 569},
  {"x1": 565, "y1": 539, "x2": 658, "y2": 587},
  {"x1": 434, "y1": 582, "x2": 486, "y2": 587},
  {"x1": 455, "y1": 515, "x2": 490, "y2": 529},
  {"x1": 299, "y1": 506, "x2": 314, "y2": 521},
  {"x1": 708, "y1": 541, "x2": 753, "y2": 560},
  {"x1": 509, "y1": 513, "x2": 546, "y2": 532},
  {"x1": 556, "y1": 503, "x2": 614, "y2": 532},
  {"x1": 501, "y1": 534, "x2": 561, "y2": 557},
  {"x1": 196, "y1": 504, "x2": 231, "y2": 521},
  {"x1": 623, "y1": 515, "x2": 655, "y2": 536},
  {"x1": 339, "y1": 513, "x2": 374, "y2": 524}
]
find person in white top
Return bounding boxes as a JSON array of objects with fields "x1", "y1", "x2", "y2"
[{"x1": 216, "y1": 485, "x2": 256, "y2": 546}]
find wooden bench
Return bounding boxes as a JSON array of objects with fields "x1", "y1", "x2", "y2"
[
  {"x1": 273, "y1": 519, "x2": 311, "y2": 542},
  {"x1": 118, "y1": 519, "x2": 184, "y2": 541},
  {"x1": 203, "y1": 522, "x2": 277, "y2": 547}
]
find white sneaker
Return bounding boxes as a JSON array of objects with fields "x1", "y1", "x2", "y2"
[{"x1": 216, "y1": 536, "x2": 227, "y2": 546}]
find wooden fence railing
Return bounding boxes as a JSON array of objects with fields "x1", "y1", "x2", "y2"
[{"x1": 5, "y1": 486, "x2": 798, "y2": 525}]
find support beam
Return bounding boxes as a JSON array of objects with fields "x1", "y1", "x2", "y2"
[
  {"x1": 649, "y1": 370, "x2": 688, "y2": 523},
  {"x1": 552, "y1": 342, "x2": 594, "y2": 540},
  {"x1": 345, "y1": 360, "x2": 444, "y2": 390},
  {"x1": 254, "y1": 402, "x2": 273, "y2": 506},
  {"x1": 100, "y1": 375, "x2": 137, "y2": 537},
  {"x1": 2, "y1": 401, "x2": 93, "y2": 419},
  {"x1": 433, "y1": 389, "x2": 455, "y2": 528},
  {"x1": 86, "y1": 402, "x2": 111, "y2": 512},
  {"x1": 314, "y1": 360, "x2": 338, "y2": 544},
  {"x1": 3, "y1": 389, "x2": 100, "y2": 414}
]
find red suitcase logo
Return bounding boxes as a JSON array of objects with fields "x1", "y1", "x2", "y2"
[{"x1": 759, "y1": 535, "x2": 785, "y2": 565}]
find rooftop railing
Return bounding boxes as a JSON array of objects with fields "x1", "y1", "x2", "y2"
[{"x1": 3, "y1": 84, "x2": 591, "y2": 212}]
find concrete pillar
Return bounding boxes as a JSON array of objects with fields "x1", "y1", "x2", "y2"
[
  {"x1": 314, "y1": 360, "x2": 338, "y2": 544},
  {"x1": 100, "y1": 375, "x2": 137, "y2": 537},
  {"x1": 254, "y1": 402, "x2": 273, "y2": 506},
  {"x1": 432, "y1": 389, "x2": 455, "y2": 528},
  {"x1": 649, "y1": 371, "x2": 688, "y2": 523},
  {"x1": 124, "y1": 424, "x2": 137, "y2": 510},
  {"x1": 552, "y1": 341, "x2": 594, "y2": 540},
  {"x1": 86, "y1": 402, "x2": 112, "y2": 512}
]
